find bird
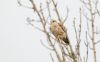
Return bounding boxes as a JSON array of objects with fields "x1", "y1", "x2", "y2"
[{"x1": 50, "y1": 20, "x2": 69, "y2": 45}]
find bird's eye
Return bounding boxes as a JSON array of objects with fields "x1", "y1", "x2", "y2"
[{"x1": 53, "y1": 21, "x2": 55, "y2": 22}]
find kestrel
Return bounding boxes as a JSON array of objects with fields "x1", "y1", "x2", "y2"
[{"x1": 50, "y1": 20, "x2": 69, "y2": 45}]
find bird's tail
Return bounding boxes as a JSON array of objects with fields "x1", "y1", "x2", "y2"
[{"x1": 63, "y1": 37, "x2": 69, "y2": 45}]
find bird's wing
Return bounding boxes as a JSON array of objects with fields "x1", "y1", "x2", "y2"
[
  {"x1": 50, "y1": 22, "x2": 63, "y2": 37},
  {"x1": 58, "y1": 22, "x2": 67, "y2": 32},
  {"x1": 50, "y1": 24, "x2": 57, "y2": 37}
]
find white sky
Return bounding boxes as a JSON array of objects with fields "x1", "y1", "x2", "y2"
[{"x1": 0, "y1": 0, "x2": 100, "y2": 62}]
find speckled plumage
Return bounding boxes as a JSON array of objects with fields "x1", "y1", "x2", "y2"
[{"x1": 50, "y1": 20, "x2": 69, "y2": 45}]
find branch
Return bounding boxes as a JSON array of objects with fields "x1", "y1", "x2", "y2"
[
  {"x1": 63, "y1": 7, "x2": 69, "y2": 24},
  {"x1": 84, "y1": 31, "x2": 89, "y2": 62},
  {"x1": 50, "y1": 53, "x2": 55, "y2": 62},
  {"x1": 95, "y1": 40, "x2": 100, "y2": 44},
  {"x1": 17, "y1": 0, "x2": 32, "y2": 9},
  {"x1": 51, "y1": 0, "x2": 61, "y2": 21},
  {"x1": 40, "y1": 39, "x2": 54, "y2": 50}
]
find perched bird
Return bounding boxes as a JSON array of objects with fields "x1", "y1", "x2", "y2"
[{"x1": 50, "y1": 20, "x2": 69, "y2": 45}]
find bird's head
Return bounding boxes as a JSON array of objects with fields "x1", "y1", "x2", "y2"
[{"x1": 50, "y1": 19, "x2": 56, "y2": 24}]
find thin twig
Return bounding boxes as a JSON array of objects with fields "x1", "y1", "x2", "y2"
[
  {"x1": 95, "y1": 40, "x2": 100, "y2": 44},
  {"x1": 51, "y1": 0, "x2": 61, "y2": 21},
  {"x1": 63, "y1": 7, "x2": 69, "y2": 24},
  {"x1": 40, "y1": 39, "x2": 54, "y2": 50},
  {"x1": 50, "y1": 53, "x2": 55, "y2": 62}
]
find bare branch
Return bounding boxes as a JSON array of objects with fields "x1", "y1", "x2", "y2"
[
  {"x1": 50, "y1": 53, "x2": 55, "y2": 62},
  {"x1": 63, "y1": 7, "x2": 69, "y2": 24},
  {"x1": 83, "y1": 12, "x2": 91, "y2": 21},
  {"x1": 51, "y1": 0, "x2": 61, "y2": 21},
  {"x1": 46, "y1": 0, "x2": 52, "y2": 18},
  {"x1": 86, "y1": 17, "x2": 92, "y2": 40},
  {"x1": 27, "y1": 20, "x2": 44, "y2": 32},
  {"x1": 95, "y1": 40, "x2": 100, "y2": 44},
  {"x1": 97, "y1": 9, "x2": 100, "y2": 16},
  {"x1": 73, "y1": 18, "x2": 78, "y2": 42},
  {"x1": 80, "y1": 0, "x2": 90, "y2": 10},
  {"x1": 40, "y1": 39, "x2": 54, "y2": 50},
  {"x1": 84, "y1": 31, "x2": 89, "y2": 62},
  {"x1": 17, "y1": 0, "x2": 32, "y2": 9}
]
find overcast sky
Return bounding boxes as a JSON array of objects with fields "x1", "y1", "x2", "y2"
[{"x1": 0, "y1": 0, "x2": 100, "y2": 62}]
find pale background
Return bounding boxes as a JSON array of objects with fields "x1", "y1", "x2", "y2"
[{"x1": 0, "y1": 0, "x2": 100, "y2": 62}]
